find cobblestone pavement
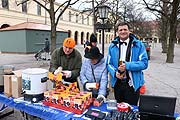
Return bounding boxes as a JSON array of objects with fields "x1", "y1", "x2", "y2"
[{"x1": 0, "y1": 43, "x2": 180, "y2": 120}]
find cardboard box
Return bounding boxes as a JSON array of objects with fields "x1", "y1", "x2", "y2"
[
  {"x1": 3, "y1": 70, "x2": 22, "y2": 98},
  {"x1": 3, "y1": 65, "x2": 15, "y2": 75},
  {"x1": 11, "y1": 70, "x2": 22, "y2": 98},
  {"x1": 3, "y1": 75, "x2": 12, "y2": 96},
  {"x1": 44, "y1": 90, "x2": 92, "y2": 113}
]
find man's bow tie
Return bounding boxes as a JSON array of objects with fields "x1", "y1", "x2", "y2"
[{"x1": 119, "y1": 41, "x2": 127, "y2": 46}]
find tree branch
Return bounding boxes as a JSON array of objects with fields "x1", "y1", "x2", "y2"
[
  {"x1": 55, "y1": 1, "x2": 69, "y2": 14},
  {"x1": 69, "y1": 0, "x2": 79, "y2": 5},
  {"x1": 16, "y1": 0, "x2": 30, "y2": 6},
  {"x1": 142, "y1": 0, "x2": 168, "y2": 18},
  {"x1": 33, "y1": 0, "x2": 50, "y2": 13},
  {"x1": 55, "y1": 0, "x2": 80, "y2": 26}
]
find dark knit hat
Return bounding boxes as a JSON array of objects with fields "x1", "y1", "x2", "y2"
[
  {"x1": 84, "y1": 46, "x2": 103, "y2": 60},
  {"x1": 90, "y1": 33, "x2": 97, "y2": 43}
]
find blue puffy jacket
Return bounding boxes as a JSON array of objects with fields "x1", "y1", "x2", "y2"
[
  {"x1": 106, "y1": 34, "x2": 148, "y2": 91},
  {"x1": 80, "y1": 58, "x2": 108, "y2": 96}
]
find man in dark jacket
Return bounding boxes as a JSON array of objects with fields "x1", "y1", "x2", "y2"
[{"x1": 49, "y1": 37, "x2": 82, "y2": 87}]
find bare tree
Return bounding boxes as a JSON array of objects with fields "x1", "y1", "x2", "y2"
[
  {"x1": 160, "y1": 0, "x2": 169, "y2": 53},
  {"x1": 106, "y1": 0, "x2": 121, "y2": 37},
  {"x1": 143, "y1": 0, "x2": 180, "y2": 63},
  {"x1": 104, "y1": 0, "x2": 153, "y2": 39},
  {"x1": 76, "y1": 0, "x2": 97, "y2": 33},
  {"x1": 80, "y1": 0, "x2": 109, "y2": 34},
  {"x1": 121, "y1": 1, "x2": 153, "y2": 38},
  {"x1": 16, "y1": 0, "x2": 79, "y2": 53},
  {"x1": 92, "y1": 0, "x2": 96, "y2": 33}
]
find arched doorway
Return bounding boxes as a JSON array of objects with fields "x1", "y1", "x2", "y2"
[
  {"x1": 74, "y1": 31, "x2": 78, "y2": 44},
  {"x1": 81, "y1": 32, "x2": 84, "y2": 44},
  {"x1": 106, "y1": 34, "x2": 108, "y2": 43},
  {"x1": 86, "y1": 32, "x2": 89, "y2": 41},
  {"x1": 68, "y1": 30, "x2": 71, "y2": 37},
  {"x1": 0, "y1": 24, "x2": 10, "y2": 29},
  {"x1": 98, "y1": 30, "x2": 102, "y2": 44}
]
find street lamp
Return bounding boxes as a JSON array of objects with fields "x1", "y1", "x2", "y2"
[{"x1": 97, "y1": 5, "x2": 110, "y2": 55}]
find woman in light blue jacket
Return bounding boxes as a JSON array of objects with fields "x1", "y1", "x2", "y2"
[{"x1": 80, "y1": 46, "x2": 108, "y2": 103}]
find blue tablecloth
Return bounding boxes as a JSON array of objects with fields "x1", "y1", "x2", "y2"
[{"x1": 0, "y1": 93, "x2": 180, "y2": 120}]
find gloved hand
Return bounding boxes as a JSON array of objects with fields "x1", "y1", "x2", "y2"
[
  {"x1": 62, "y1": 70, "x2": 72, "y2": 78},
  {"x1": 54, "y1": 67, "x2": 62, "y2": 75},
  {"x1": 97, "y1": 94, "x2": 106, "y2": 102},
  {"x1": 93, "y1": 94, "x2": 106, "y2": 106},
  {"x1": 85, "y1": 83, "x2": 96, "y2": 91}
]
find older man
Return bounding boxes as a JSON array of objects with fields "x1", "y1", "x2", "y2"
[{"x1": 49, "y1": 37, "x2": 82, "y2": 87}]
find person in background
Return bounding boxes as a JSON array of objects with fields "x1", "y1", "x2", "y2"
[
  {"x1": 89, "y1": 33, "x2": 97, "y2": 47},
  {"x1": 49, "y1": 37, "x2": 82, "y2": 88},
  {"x1": 34, "y1": 38, "x2": 50, "y2": 60},
  {"x1": 107, "y1": 22, "x2": 148, "y2": 105},
  {"x1": 44, "y1": 38, "x2": 50, "y2": 53},
  {"x1": 84, "y1": 40, "x2": 90, "y2": 48},
  {"x1": 83, "y1": 40, "x2": 86, "y2": 48},
  {"x1": 80, "y1": 46, "x2": 108, "y2": 106},
  {"x1": 85, "y1": 33, "x2": 97, "y2": 54}
]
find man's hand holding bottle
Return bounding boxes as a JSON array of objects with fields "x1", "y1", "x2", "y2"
[{"x1": 116, "y1": 60, "x2": 126, "y2": 80}]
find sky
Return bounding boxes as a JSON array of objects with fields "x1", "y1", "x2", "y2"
[{"x1": 55, "y1": 0, "x2": 157, "y2": 20}]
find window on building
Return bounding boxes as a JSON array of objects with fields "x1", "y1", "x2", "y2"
[
  {"x1": 60, "y1": 9, "x2": 63, "y2": 20},
  {"x1": 2, "y1": 0, "x2": 9, "y2": 9},
  {"x1": 87, "y1": 16, "x2": 89, "y2": 25},
  {"x1": 22, "y1": 0, "x2": 27, "y2": 13},
  {"x1": 37, "y1": 4, "x2": 41, "y2": 16},
  {"x1": 69, "y1": 11, "x2": 71, "y2": 22},
  {"x1": 76, "y1": 13, "x2": 78, "y2": 23},
  {"x1": 82, "y1": 15, "x2": 84, "y2": 24}
]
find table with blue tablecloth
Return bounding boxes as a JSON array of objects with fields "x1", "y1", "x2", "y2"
[{"x1": 0, "y1": 93, "x2": 180, "y2": 120}]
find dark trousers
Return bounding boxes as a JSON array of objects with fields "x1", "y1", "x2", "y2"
[{"x1": 114, "y1": 79, "x2": 140, "y2": 106}]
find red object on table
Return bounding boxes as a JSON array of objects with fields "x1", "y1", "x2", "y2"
[
  {"x1": 43, "y1": 100, "x2": 91, "y2": 114},
  {"x1": 117, "y1": 103, "x2": 129, "y2": 112},
  {"x1": 93, "y1": 98, "x2": 103, "y2": 107}
]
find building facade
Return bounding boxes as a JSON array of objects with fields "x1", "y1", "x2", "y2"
[
  {"x1": 0, "y1": 0, "x2": 113, "y2": 45},
  {"x1": 0, "y1": 22, "x2": 68, "y2": 53}
]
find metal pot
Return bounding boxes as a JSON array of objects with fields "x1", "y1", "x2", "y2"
[{"x1": 22, "y1": 68, "x2": 48, "y2": 95}]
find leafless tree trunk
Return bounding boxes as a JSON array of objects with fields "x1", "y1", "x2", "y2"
[
  {"x1": 143, "y1": 0, "x2": 180, "y2": 63},
  {"x1": 107, "y1": 0, "x2": 121, "y2": 38},
  {"x1": 166, "y1": 0, "x2": 179, "y2": 63},
  {"x1": 161, "y1": 17, "x2": 168, "y2": 53},
  {"x1": 161, "y1": 0, "x2": 168, "y2": 53},
  {"x1": 92, "y1": 0, "x2": 96, "y2": 33}
]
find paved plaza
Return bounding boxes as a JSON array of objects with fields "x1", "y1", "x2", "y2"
[{"x1": 0, "y1": 43, "x2": 180, "y2": 120}]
